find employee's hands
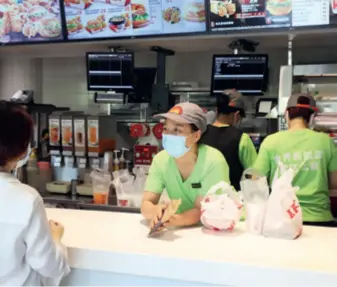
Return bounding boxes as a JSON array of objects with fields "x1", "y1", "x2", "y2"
[
  {"x1": 49, "y1": 220, "x2": 64, "y2": 242},
  {"x1": 163, "y1": 214, "x2": 185, "y2": 228},
  {"x1": 150, "y1": 203, "x2": 168, "y2": 229}
]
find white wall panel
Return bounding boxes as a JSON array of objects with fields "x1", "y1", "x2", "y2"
[{"x1": 1, "y1": 44, "x2": 337, "y2": 111}]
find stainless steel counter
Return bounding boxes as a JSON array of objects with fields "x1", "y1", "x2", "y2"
[{"x1": 41, "y1": 192, "x2": 140, "y2": 213}]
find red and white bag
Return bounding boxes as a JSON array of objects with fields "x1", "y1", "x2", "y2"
[
  {"x1": 201, "y1": 182, "x2": 243, "y2": 231},
  {"x1": 263, "y1": 164, "x2": 302, "y2": 240}
]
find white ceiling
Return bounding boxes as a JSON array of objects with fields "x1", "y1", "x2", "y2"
[{"x1": 2, "y1": 28, "x2": 337, "y2": 58}]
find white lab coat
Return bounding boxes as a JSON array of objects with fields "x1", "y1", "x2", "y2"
[{"x1": 0, "y1": 172, "x2": 70, "y2": 286}]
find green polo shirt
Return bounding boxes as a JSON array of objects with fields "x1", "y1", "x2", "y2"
[
  {"x1": 253, "y1": 129, "x2": 337, "y2": 222},
  {"x1": 145, "y1": 144, "x2": 230, "y2": 214}
]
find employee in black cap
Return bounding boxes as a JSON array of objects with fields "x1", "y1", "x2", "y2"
[{"x1": 200, "y1": 89, "x2": 257, "y2": 191}]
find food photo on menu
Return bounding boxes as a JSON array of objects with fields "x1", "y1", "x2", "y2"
[
  {"x1": 64, "y1": 0, "x2": 206, "y2": 40},
  {"x1": 65, "y1": 0, "x2": 134, "y2": 39},
  {"x1": 209, "y1": 0, "x2": 291, "y2": 32},
  {"x1": 161, "y1": 0, "x2": 205, "y2": 33},
  {"x1": 0, "y1": 0, "x2": 63, "y2": 44},
  {"x1": 330, "y1": 0, "x2": 337, "y2": 25}
]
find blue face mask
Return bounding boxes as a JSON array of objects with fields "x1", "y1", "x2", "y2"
[{"x1": 162, "y1": 134, "x2": 190, "y2": 159}]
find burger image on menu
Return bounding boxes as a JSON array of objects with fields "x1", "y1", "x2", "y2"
[
  {"x1": 266, "y1": 0, "x2": 291, "y2": 16},
  {"x1": 131, "y1": 3, "x2": 149, "y2": 28},
  {"x1": 183, "y1": 1, "x2": 205, "y2": 22},
  {"x1": 66, "y1": 15, "x2": 83, "y2": 34},
  {"x1": 85, "y1": 14, "x2": 106, "y2": 33}
]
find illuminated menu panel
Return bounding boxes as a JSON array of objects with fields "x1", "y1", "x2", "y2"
[
  {"x1": 0, "y1": 0, "x2": 64, "y2": 44},
  {"x1": 209, "y1": 0, "x2": 291, "y2": 32},
  {"x1": 64, "y1": 0, "x2": 206, "y2": 40},
  {"x1": 292, "y1": 0, "x2": 329, "y2": 26}
]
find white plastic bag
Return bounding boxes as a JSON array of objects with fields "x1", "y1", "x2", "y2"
[
  {"x1": 240, "y1": 169, "x2": 269, "y2": 235},
  {"x1": 263, "y1": 165, "x2": 302, "y2": 240},
  {"x1": 201, "y1": 182, "x2": 243, "y2": 231},
  {"x1": 112, "y1": 170, "x2": 134, "y2": 207},
  {"x1": 132, "y1": 166, "x2": 148, "y2": 208}
]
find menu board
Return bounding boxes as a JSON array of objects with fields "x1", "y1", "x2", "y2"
[
  {"x1": 292, "y1": 0, "x2": 332, "y2": 27},
  {"x1": 0, "y1": 0, "x2": 63, "y2": 44},
  {"x1": 209, "y1": 0, "x2": 291, "y2": 32},
  {"x1": 64, "y1": 0, "x2": 206, "y2": 40}
]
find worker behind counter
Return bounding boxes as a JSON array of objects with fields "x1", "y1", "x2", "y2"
[
  {"x1": 253, "y1": 93, "x2": 337, "y2": 227},
  {"x1": 141, "y1": 102, "x2": 231, "y2": 228},
  {"x1": 200, "y1": 89, "x2": 257, "y2": 191}
]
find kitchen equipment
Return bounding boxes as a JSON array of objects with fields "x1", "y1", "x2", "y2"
[
  {"x1": 46, "y1": 181, "x2": 71, "y2": 194},
  {"x1": 134, "y1": 145, "x2": 158, "y2": 166},
  {"x1": 87, "y1": 116, "x2": 116, "y2": 170},
  {"x1": 61, "y1": 115, "x2": 74, "y2": 157},
  {"x1": 49, "y1": 113, "x2": 62, "y2": 156},
  {"x1": 103, "y1": 151, "x2": 113, "y2": 173},
  {"x1": 37, "y1": 161, "x2": 52, "y2": 193},
  {"x1": 74, "y1": 115, "x2": 87, "y2": 159},
  {"x1": 77, "y1": 184, "x2": 93, "y2": 196}
]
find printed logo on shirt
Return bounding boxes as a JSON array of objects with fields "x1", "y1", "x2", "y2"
[
  {"x1": 274, "y1": 150, "x2": 323, "y2": 172},
  {"x1": 169, "y1": 106, "x2": 183, "y2": 115}
]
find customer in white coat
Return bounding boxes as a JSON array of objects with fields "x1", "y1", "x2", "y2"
[{"x1": 0, "y1": 102, "x2": 70, "y2": 286}]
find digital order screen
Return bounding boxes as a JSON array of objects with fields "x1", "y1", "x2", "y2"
[
  {"x1": 211, "y1": 55, "x2": 268, "y2": 95},
  {"x1": 87, "y1": 53, "x2": 134, "y2": 91}
]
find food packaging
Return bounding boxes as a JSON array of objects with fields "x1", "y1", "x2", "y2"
[
  {"x1": 132, "y1": 166, "x2": 148, "y2": 208},
  {"x1": 263, "y1": 165, "x2": 302, "y2": 240},
  {"x1": 90, "y1": 169, "x2": 112, "y2": 205},
  {"x1": 112, "y1": 169, "x2": 134, "y2": 207},
  {"x1": 201, "y1": 181, "x2": 243, "y2": 231},
  {"x1": 240, "y1": 169, "x2": 269, "y2": 235}
]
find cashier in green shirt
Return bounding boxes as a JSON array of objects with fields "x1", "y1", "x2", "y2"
[
  {"x1": 141, "y1": 102, "x2": 231, "y2": 228},
  {"x1": 200, "y1": 89, "x2": 257, "y2": 191},
  {"x1": 253, "y1": 93, "x2": 337, "y2": 227}
]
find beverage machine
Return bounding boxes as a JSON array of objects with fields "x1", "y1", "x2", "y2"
[{"x1": 48, "y1": 112, "x2": 116, "y2": 196}]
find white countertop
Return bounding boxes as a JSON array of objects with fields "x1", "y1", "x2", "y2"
[{"x1": 46, "y1": 208, "x2": 337, "y2": 286}]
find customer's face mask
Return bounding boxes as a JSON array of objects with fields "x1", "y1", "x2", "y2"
[
  {"x1": 15, "y1": 145, "x2": 32, "y2": 170},
  {"x1": 162, "y1": 134, "x2": 190, "y2": 158}
]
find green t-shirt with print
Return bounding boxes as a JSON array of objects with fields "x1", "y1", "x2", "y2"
[
  {"x1": 145, "y1": 144, "x2": 230, "y2": 214},
  {"x1": 253, "y1": 129, "x2": 337, "y2": 222}
]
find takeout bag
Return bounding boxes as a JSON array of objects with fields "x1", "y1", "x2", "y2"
[
  {"x1": 112, "y1": 169, "x2": 135, "y2": 207},
  {"x1": 132, "y1": 166, "x2": 148, "y2": 208},
  {"x1": 240, "y1": 169, "x2": 269, "y2": 235},
  {"x1": 262, "y1": 164, "x2": 303, "y2": 240},
  {"x1": 201, "y1": 182, "x2": 243, "y2": 231}
]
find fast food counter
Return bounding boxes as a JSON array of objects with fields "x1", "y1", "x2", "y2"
[{"x1": 46, "y1": 208, "x2": 337, "y2": 286}]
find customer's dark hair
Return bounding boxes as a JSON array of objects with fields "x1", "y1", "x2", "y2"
[
  {"x1": 287, "y1": 96, "x2": 314, "y2": 123},
  {"x1": 0, "y1": 101, "x2": 33, "y2": 166}
]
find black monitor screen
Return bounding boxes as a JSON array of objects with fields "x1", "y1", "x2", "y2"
[
  {"x1": 211, "y1": 55, "x2": 268, "y2": 96},
  {"x1": 86, "y1": 52, "x2": 134, "y2": 91}
]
